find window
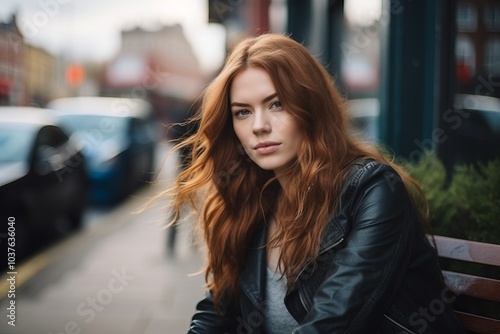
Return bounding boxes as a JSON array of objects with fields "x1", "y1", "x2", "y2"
[
  {"x1": 485, "y1": 38, "x2": 500, "y2": 76},
  {"x1": 455, "y1": 35, "x2": 476, "y2": 83},
  {"x1": 484, "y1": 4, "x2": 500, "y2": 31},
  {"x1": 457, "y1": 2, "x2": 477, "y2": 32}
]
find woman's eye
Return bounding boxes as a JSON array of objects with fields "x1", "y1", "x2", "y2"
[
  {"x1": 234, "y1": 109, "x2": 250, "y2": 117},
  {"x1": 270, "y1": 101, "x2": 283, "y2": 110}
]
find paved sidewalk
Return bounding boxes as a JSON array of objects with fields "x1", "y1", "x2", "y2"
[{"x1": 0, "y1": 142, "x2": 206, "y2": 334}]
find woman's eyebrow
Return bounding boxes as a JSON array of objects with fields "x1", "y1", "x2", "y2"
[
  {"x1": 262, "y1": 92, "x2": 278, "y2": 103},
  {"x1": 231, "y1": 93, "x2": 277, "y2": 107}
]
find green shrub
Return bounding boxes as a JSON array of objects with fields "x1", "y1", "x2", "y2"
[
  {"x1": 397, "y1": 151, "x2": 456, "y2": 236},
  {"x1": 450, "y1": 159, "x2": 500, "y2": 243},
  {"x1": 397, "y1": 152, "x2": 500, "y2": 244}
]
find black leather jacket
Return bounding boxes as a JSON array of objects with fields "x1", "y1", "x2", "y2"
[{"x1": 188, "y1": 160, "x2": 466, "y2": 333}]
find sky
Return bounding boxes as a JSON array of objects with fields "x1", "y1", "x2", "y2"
[{"x1": 0, "y1": 0, "x2": 226, "y2": 74}]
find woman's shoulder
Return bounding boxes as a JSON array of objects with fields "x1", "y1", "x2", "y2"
[
  {"x1": 340, "y1": 158, "x2": 405, "y2": 203},
  {"x1": 344, "y1": 158, "x2": 400, "y2": 186}
]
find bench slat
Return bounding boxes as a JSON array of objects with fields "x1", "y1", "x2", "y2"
[
  {"x1": 455, "y1": 311, "x2": 500, "y2": 334},
  {"x1": 429, "y1": 235, "x2": 500, "y2": 267},
  {"x1": 428, "y1": 235, "x2": 500, "y2": 333},
  {"x1": 442, "y1": 270, "x2": 500, "y2": 302}
]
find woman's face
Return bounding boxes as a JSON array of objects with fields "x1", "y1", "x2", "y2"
[{"x1": 230, "y1": 67, "x2": 303, "y2": 175}]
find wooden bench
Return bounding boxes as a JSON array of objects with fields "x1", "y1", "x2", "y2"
[{"x1": 430, "y1": 235, "x2": 500, "y2": 334}]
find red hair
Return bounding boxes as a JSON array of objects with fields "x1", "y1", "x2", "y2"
[{"x1": 161, "y1": 33, "x2": 426, "y2": 308}]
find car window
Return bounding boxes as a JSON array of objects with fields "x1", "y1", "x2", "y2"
[
  {"x1": 130, "y1": 118, "x2": 154, "y2": 144},
  {"x1": 0, "y1": 125, "x2": 36, "y2": 163},
  {"x1": 57, "y1": 114, "x2": 128, "y2": 140}
]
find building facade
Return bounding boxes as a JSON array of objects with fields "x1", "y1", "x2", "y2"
[
  {"x1": 101, "y1": 23, "x2": 206, "y2": 138},
  {"x1": 0, "y1": 14, "x2": 25, "y2": 106},
  {"x1": 25, "y1": 44, "x2": 56, "y2": 106}
]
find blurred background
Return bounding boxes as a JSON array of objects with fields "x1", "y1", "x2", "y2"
[{"x1": 0, "y1": 0, "x2": 499, "y2": 333}]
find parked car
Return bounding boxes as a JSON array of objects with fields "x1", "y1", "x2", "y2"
[
  {"x1": 47, "y1": 97, "x2": 157, "y2": 205},
  {"x1": 447, "y1": 94, "x2": 500, "y2": 167},
  {"x1": 0, "y1": 106, "x2": 88, "y2": 260}
]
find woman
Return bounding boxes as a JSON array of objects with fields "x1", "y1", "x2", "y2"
[{"x1": 165, "y1": 34, "x2": 465, "y2": 333}]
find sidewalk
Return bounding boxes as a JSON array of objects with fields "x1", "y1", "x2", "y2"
[{"x1": 0, "y1": 142, "x2": 206, "y2": 334}]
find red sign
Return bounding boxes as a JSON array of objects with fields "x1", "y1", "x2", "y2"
[{"x1": 66, "y1": 64, "x2": 85, "y2": 87}]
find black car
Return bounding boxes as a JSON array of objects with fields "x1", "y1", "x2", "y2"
[{"x1": 0, "y1": 107, "x2": 88, "y2": 261}]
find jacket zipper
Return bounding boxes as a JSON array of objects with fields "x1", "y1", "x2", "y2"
[
  {"x1": 383, "y1": 314, "x2": 417, "y2": 334},
  {"x1": 295, "y1": 237, "x2": 345, "y2": 280},
  {"x1": 292, "y1": 237, "x2": 345, "y2": 313},
  {"x1": 319, "y1": 237, "x2": 344, "y2": 256}
]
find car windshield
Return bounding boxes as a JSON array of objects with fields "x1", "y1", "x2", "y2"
[
  {"x1": 0, "y1": 125, "x2": 36, "y2": 163},
  {"x1": 58, "y1": 114, "x2": 128, "y2": 140}
]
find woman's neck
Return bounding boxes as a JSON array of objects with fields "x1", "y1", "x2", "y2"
[{"x1": 267, "y1": 215, "x2": 281, "y2": 271}]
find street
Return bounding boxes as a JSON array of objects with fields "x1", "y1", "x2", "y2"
[{"x1": 0, "y1": 142, "x2": 206, "y2": 334}]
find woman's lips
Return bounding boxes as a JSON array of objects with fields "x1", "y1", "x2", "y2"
[{"x1": 254, "y1": 142, "x2": 280, "y2": 154}]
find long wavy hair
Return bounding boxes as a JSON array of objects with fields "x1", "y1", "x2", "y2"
[{"x1": 162, "y1": 33, "x2": 427, "y2": 308}]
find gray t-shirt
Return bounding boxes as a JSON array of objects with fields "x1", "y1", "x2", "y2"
[{"x1": 263, "y1": 267, "x2": 300, "y2": 333}]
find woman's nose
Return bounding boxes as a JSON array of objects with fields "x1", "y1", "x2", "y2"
[{"x1": 252, "y1": 110, "x2": 271, "y2": 134}]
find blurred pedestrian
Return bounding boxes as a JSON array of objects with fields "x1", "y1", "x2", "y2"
[
  {"x1": 166, "y1": 104, "x2": 198, "y2": 257},
  {"x1": 162, "y1": 34, "x2": 465, "y2": 333}
]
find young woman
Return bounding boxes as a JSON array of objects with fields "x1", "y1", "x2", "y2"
[{"x1": 164, "y1": 34, "x2": 465, "y2": 333}]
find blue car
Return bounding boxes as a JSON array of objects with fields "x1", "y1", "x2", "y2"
[{"x1": 47, "y1": 97, "x2": 157, "y2": 205}]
